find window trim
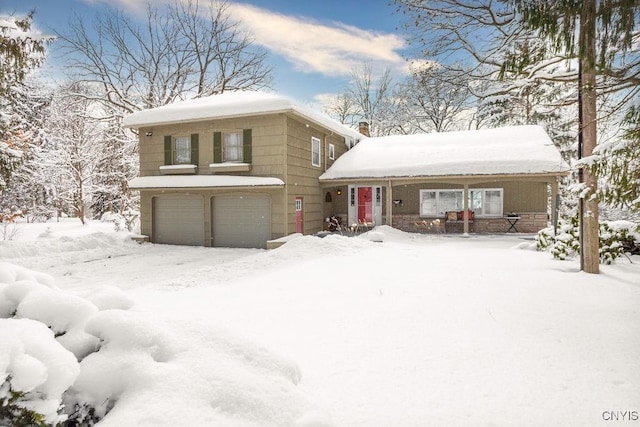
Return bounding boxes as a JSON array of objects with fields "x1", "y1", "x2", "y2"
[
  {"x1": 470, "y1": 188, "x2": 504, "y2": 217},
  {"x1": 419, "y1": 188, "x2": 504, "y2": 218},
  {"x1": 173, "y1": 135, "x2": 191, "y2": 165},
  {"x1": 223, "y1": 131, "x2": 244, "y2": 163},
  {"x1": 311, "y1": 136, "x2": 321, "y2": 167}
]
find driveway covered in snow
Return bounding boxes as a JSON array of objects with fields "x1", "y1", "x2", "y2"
[{"x1": 2, "y1": 221, "x2": 639, "y2": 426}]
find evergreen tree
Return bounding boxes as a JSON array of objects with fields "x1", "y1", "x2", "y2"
[{"x1": 0, "y1": 12, "x2": 52, "y2": 190}]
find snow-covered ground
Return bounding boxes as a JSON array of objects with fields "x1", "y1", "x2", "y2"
[{"x1": 1, "y1": 219, "x2": 639, "y2": 426}]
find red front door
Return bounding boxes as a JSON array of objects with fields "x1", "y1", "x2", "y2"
[
  {"x1": 357, "y1": 187, "x2": 372, "y2": 222},
  {"x1": 295, "y1": 197, "x2": 303, "y2": 233}
]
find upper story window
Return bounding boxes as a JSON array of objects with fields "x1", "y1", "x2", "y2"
[
  {"x1": 213, "y1": 129, "x2": 252, "y2": 164},
  {"x1": 223, "y1": 131, "x2": 243, "y2": 162},
  {"x1": 173, "y1": 136, "x2": 191, "y2": 164},
  {"x1": 329, "y1": 143, "x2": 335, "y2": 160},
  {"x1": 311, "y1": 137, "x2": 321, "y2": 167},
  {"x1": 164, "y1": 134, "x2": 199, "y2": 166}
]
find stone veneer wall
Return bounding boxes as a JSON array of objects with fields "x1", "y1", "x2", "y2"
[{"x1": 389, "y1": 213, "x2": 548, "y2": 234}]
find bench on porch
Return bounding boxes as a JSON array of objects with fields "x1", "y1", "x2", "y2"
[{"x1": 445, "y1": 210, "x2": 474, "y2": 233}]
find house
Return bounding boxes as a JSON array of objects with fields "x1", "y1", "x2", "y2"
[
  {"x1": 122, "y1": 91, "x2": 362, "y2": 248},
  {"x1": 123, "y1": 91, "x2": 569, "y2": 248},
  {"x1": 319, "y1": 125, "x2": 569, "y2": 234}
]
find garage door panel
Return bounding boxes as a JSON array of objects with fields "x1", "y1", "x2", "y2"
[
  {"x1": 153, "y1": 195, "x2": 204, "y2": 246},
  {"x1": 212, "y1": 195, "x2": 270, "y2": 248}
]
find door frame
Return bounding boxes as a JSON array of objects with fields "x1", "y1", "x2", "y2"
[{"x1": 347, "y1": 185, "x2": 382, "y2": 226}]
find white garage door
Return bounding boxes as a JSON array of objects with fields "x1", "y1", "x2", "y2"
[
  {"x1": 153, "y1": 195, "x2": 204, "y2": 246},
  {"x1": 212, "y1": 195, "x2": 270, "y2": 248}
]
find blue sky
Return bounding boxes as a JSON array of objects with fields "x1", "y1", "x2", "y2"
[{"x1": 4, "y1": 0, "x2": 410, "y2": 105}]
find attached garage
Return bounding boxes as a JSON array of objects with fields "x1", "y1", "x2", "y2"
[
  {"x1": 212, "y1": 194, "x2": 271, "y2": 248},
  {"x1": 153, "y1": 195, "x2": 205, "y2": 246}
]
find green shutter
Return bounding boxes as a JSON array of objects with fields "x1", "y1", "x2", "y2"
[
  {"x1": 243, "y1": 129, "x2": 252, "y2": 164},
  {"x1": 190, "y1": 133, "x2": 199, "y2": 165},
  {"x1": 164, "y1": 136, "x2": 172, "y2": 165},
  {"x1": 213, "y1": 132, "x2": 222, "y2": 163}
]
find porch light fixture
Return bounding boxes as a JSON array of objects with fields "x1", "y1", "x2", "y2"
[
  {"x1": 145, "y1": 131, "x2": 153, "y2": 137},
  {"x1": 336, "y1": 189, "x2": 342, "y2": 195}
]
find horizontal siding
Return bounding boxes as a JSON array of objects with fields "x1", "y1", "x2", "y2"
[{"x1": 137, "y1": 114, "x2": 286, "y2": 179}]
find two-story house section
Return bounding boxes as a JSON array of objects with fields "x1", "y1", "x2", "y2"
[{"x1": 123, "y1": 91, "x2": 362, "y2": 248}]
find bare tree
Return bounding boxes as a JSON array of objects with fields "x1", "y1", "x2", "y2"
[
  {"x1": 397, "y1": 63, "x2": 474, "y2": 133},
  {"x1": 56, "y1": 0, "x2": 272, "y2": 114},
  {"x1": 325, "y1": 64, "x2": 396, "y2": 137}
]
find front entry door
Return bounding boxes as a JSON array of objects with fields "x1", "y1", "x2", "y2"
[
  {"x1": 357, "y1": 187, "x2": 372, "y2": 222},
  {"x1": 295, "y1": 197, "x2": 303, "y2": 233}
]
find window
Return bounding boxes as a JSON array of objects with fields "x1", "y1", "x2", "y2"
[
  {"x1": 164, "y1": 134, "x2": 198, "y2": 166},
  {"x1": 329, "y1": 143, "x2": 335, "y2": 160},
  {"x1": 420, "y1": 190, "x2": 464, "y2": 217},
  {"x1": 173, "y1": 136, "x2": 191, "y2": 164},
  {"x1": 311, "y1": 137, "x2": 321, "y2": 167},
  {"x1": 420, "y1": 188, "x2": 503, "y2": 217},
  {"x1": 223, "y1": 132, "x2": 243, "y2": 162},
  {"x1": 470, "y1": 189, "x2": 503, "y2": 217}
]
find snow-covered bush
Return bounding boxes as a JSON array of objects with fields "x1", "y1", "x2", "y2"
[
  {"x1": 0, "y1": 263, "x2": 101, "y2": 425},
  {"x1": 100, "y1": 210, "x2": 140, "y2": 233},
  {"x1": 537, "y1": 218, "x2": 640, "y2": 264},
  {"x1": 0, "y1": 318, "x2": 80, "y2": 426},
  {"x1": 1, "y1": 261, "x2": 310, "y2": 426}
]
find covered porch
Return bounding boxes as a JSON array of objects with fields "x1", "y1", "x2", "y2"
[{"x1": 320, "y1": 173, "x2": 562, "y2": 235}]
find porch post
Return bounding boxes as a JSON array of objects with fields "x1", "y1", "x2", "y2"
[
  {"x1": 386, "y1": 179, "x2": 393, "y2": 226},
  {"x1": 463, "y1": 184, "x2": 469, "y2": 235},
  {"x1": 551, "y1": 179, "x2": 559, "y2": 234}
]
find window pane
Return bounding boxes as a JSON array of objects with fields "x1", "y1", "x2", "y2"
[
  {"x1": 484, "y1": 190, "x2": 502, "y2": 215},
  {"x1": 438, "y1": 190, "x2": 463, "y2": 215},
  {"x1": 420, "y1": 191, "x2": 437, "y2": 216},
  {"x1": 224, "y1": 132, "x2": 243, "y2": 162},
  {"x1": 312, "y1": 137, "x2": 320, "y2": 166},
  {"x1": 174, "y1": 136, "x2": 191, "y2": 164},
  {"x1": 470, "y1": 190, "x2": 483, "y2": 212}
]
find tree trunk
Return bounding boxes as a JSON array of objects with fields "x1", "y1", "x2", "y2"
[{"x1": 580, "y1": 0, "x2": 599, "y2": 274}]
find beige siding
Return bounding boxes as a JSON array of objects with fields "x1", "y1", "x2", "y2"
[
  {"x1": 137, "y1": 114, "x2": 286, "y2": 179},
  {"x1": 285, "y1": 116, "x2": 349, "y2": 235},
  {"x1": 381, "y1": 181, "x2": 547, "y2": 217},
  {"x1": 135, "y1": 111, "x2": 351, "y2": 243}
]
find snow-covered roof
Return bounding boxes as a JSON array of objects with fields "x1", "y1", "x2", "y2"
[
  {"x1": 320, "y1": 125, "x2": 569, "y2": 181},
  {"x1": 122, "y1": 91, "x2": 362, "y2": 141},
  {"x1": 129, "y1": 175, "x2": 284, "y2": 189}
]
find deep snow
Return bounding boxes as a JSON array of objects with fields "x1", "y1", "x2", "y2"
[{"x1": 1, "y1": 219, "x2": 639, "y2": 426}]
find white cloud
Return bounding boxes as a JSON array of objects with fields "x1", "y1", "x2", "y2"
[
  {"x1": 228, "y1": 2, "x2": 407, "y2": 77},
  {"x1": 80, "y1": 0, "x2": 407, "y2": 78}
]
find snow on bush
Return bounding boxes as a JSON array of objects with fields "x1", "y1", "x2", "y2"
[
  {"x1": 1, "y1": 259, "x2": 317, "y2": 426},
  {"x1": 0, "y1": 318, "x2": 80, "y2": 425},
  {"x1": 17, "y1": 289, "x2": 100, "y2": 361},
  {"x1": 84, "y1": 286, "x2": 134, "y2": 311},
  {"x1": 537, "y1": 218, "x2": 640, "y2": 263}
]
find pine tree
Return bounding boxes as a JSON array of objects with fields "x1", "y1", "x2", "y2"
[{"x1": 0, "y1": 12, "x2": 52, "y2": 190}]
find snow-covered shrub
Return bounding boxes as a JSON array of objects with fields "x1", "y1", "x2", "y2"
[
  {"x1": 536, "y1": 217, "x2": 640, "y2": 263},
  {"x1": 0, "y1": 263, "x2": 105, "y2": 425},
  {"x1": 0, "y1": 318, "x2": 80, "y2": 426},
  {"x1": 100, "y1": 210, "x2": 139, "y2": 233}
]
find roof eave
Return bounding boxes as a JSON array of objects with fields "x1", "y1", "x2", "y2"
[{"x1": 319, "y1": 171, "x2": 570, "y2": 185}]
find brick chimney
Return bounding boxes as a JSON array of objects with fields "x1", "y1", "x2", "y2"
[{"x1": 358, "y1": 121, "x2": 370, "y2": 137}]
